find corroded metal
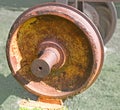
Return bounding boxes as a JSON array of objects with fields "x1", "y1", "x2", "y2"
[
  {"x1": 31, "y1": 40, "x2": 66, "y2": 78},
  {"x1": 6, "y1": 3, "x2": 104, "y2": 98},
  {"x1": 31, "y1": 47, "x2": 60, "y2": 78}
]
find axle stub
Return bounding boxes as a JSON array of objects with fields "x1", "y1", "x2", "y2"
[{"x1": 31, "y1": 39, "x2": 66, "y2": 78}]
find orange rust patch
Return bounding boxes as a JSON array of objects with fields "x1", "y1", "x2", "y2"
[{"x1": 38, "y1": 97, "x2": 63, "y2": 105}]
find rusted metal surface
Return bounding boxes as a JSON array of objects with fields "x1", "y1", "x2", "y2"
[
  {"x1": 31, "y1": 40, "x2": 66, "y2": 78},
  {"x1": 6, "y1": 3, "x2": 104, "y2": 98},
  {"x1": 38, "y1": 97, "x2": 63, "y2": 105}
]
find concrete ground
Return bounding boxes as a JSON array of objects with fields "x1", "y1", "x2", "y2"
[{"x1": 0, "y1": 3, "x2": 120, "y2": 110}]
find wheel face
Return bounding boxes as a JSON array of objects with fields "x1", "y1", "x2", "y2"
[
  {"x1": 13, "y1": 15, "x2": 93, "y2": 91},
  {"x1": 6, "y1": 3, "x2": 104, "y2": 98}
]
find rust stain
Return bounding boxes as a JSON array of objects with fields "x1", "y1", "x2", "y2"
[{"x1": 10, "y1": 15, "x2": 93, "y2": 91}]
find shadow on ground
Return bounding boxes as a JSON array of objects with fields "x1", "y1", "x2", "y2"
[{"x1": 0, "y1": 73, "x2": 37, "y2": 105}]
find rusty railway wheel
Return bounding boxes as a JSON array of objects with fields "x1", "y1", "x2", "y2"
[{"x1": 6, "y1": 3, "x2": 104, "y2": 98}]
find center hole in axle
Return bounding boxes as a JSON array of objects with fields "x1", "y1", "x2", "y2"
[{"x1": 38, "y1": 67, "x2": 42, "y2": 71}]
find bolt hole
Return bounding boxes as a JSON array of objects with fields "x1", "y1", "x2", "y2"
[{"x1": 38, "y1": 67, "x2": 42, "y2": 71}]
